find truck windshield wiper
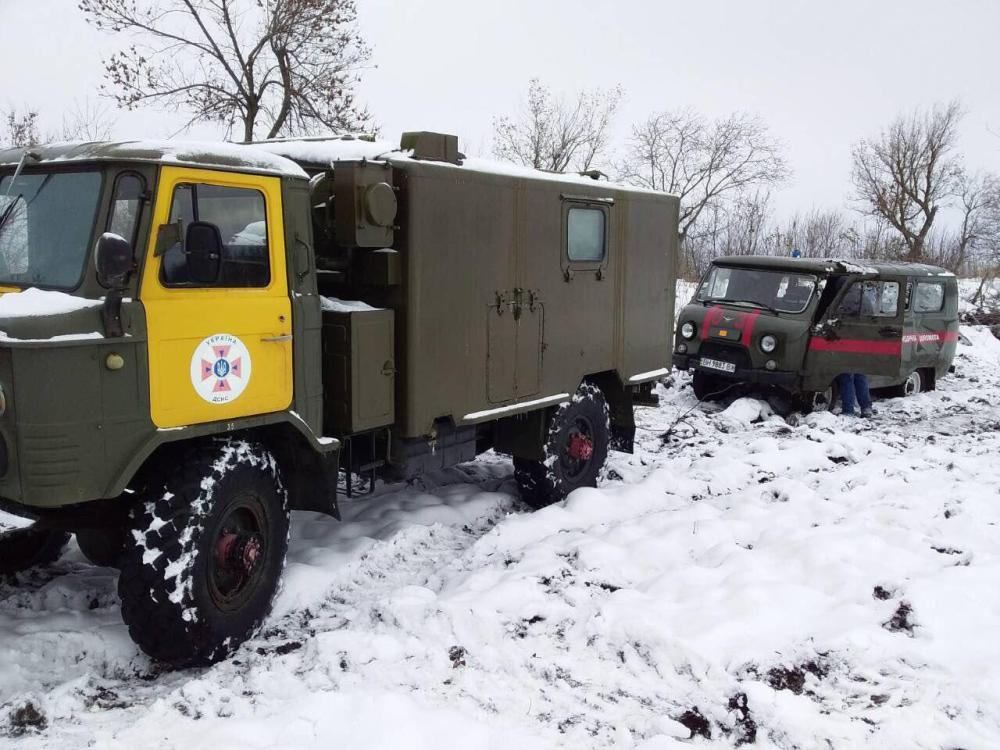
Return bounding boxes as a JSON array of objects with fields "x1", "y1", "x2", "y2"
[{"x1": 705, "y1": 297, "x2": 779, "y2": 315}]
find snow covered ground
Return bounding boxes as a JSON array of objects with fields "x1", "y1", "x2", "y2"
[{"x1": 3, "y1": 290, "x2": 1000, "y2": 748}]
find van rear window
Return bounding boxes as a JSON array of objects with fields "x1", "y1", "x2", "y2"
[{"x1": 913, "y1": 282, "x2": 944, "y2": 313}]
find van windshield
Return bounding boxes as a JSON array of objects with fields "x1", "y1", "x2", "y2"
[
  {"x1": 0, "y1": 171, "x2": 101, "y2": 289},
  {"x1": 697, "y1": 266, "x2": 818, "y2": 314}
]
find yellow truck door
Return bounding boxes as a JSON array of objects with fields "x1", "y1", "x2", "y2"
[{"x1": 141, "y1": 166, "x2": 292, "y2": 428}]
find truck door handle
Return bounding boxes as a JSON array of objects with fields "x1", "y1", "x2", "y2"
[
  {"x1": 879, "y1": 327, "x2": 901, "y2": 337},
  {"x1": 261, "y1": 334, "x2": 293, "y2": 343}
]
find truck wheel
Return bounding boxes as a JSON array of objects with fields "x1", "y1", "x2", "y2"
[
  {"x1": 514, "y1": 383, "x2": 610, "y2": 509},
  {"x1": 0, "y1": 525, "x2": 70, "y2": 575},
  {"x1": 118, "y1": 439, "x2": 289, "y2": 666}
]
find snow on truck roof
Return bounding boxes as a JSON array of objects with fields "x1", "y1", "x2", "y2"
[
  {"x1": 0, "y1": 135, "x2": 674, "y2": 197},
  {"x1": 713, "y1": 255, "x2": 954, "y2": 278},
  {"x1": 250, "y1": 136, "x2": 672, "y2": 196},
  {"x1": 0, "y1": 140, "x2": 309, "y2": 178}
]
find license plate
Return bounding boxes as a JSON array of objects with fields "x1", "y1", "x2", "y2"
[{"x1": 700, "y1": 357, "x2": 736, "y2": 373}]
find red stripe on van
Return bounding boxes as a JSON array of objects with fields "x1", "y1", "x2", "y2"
[
  {"x1": 808, "y1": 338, "x2": 902, "y2": 355},
  {"x1": 742, "y1": 309, "x2": 762, "y2": 340}
]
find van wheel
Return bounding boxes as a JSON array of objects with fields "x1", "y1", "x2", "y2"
[
  {"x1": 514, "y1": 383, "x2": 610, "y2": 509},
  {"x1": 0, "y1": 525, "x2": 70, "y2": 575},
  {"x1": 118, "y1": 439, "x2": 288, "y2": 666},
  {"x1": 692, "y1": 371, "x2": 728, "y2": 401},
  {"x1": 804, "y1": 382, "x2": 838, "y2": 413},
  {"x1": 901, "y1": 370, "x2": 924, "y2": 397}
]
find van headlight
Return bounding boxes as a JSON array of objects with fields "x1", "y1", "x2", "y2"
[
  {"x1": 680, "y1": 321, "x2": 696, "y2": 340},
  {"x1": 760, "y1": 335, "x2": 777, "y2": 353}
]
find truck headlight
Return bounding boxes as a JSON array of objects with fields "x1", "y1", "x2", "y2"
[
  {"x1": 680, "y1": 321, "x2": 696, "y2": 340},
  {"x1": 760, "y1": 335, "x2": 777, "y2": 353}
]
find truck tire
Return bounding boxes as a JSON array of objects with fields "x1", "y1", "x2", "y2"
[
  {"x1": 118, "y1": 439, "x2": 289, "y2": 666},
  {"x1": 514, "y1": 383, "x2": 610, "y2": 509},
  {"x1": 0, "y1": 525, "x2": 70, "y2": 575}
]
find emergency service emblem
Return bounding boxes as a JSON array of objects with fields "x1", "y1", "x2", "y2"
[{"x1": 190, "y1": 334, "x2": 252, "y2": 404}]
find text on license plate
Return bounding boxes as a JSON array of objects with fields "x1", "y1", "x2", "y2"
[{"x1": 700, "y1": 357, "x2": 736, "y2": 373}]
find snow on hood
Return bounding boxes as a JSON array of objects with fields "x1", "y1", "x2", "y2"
[{"x1": 0, "y1": 287, "x2": 102, "y2": 318}]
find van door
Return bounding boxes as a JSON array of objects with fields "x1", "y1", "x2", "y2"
[
  {"x1": 804, "y1": 277, "x2": 904, "y2": 383},
  {"x1": 141, "y1": 166, "x2": 293, "y2": 428},
  {"x1": 905, "y1": 278, "x2": 954, "y2": 371}
]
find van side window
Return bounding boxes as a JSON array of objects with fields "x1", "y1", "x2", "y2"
[
  {"x1": 567, "y1": 207, "x2": 606, "y2": 262},
  {"x1": 836, "y1": 280, "x2": 899, "y2": 318},
  {"x1": 913, "y1": 282, "x2": 944, "y2": 312},
  {"x1": 161, "y1": 183, "x2": 270, "y2": 288},
  {"x1": 107, "y1": 173, "x2": 145, "y2": 249}
]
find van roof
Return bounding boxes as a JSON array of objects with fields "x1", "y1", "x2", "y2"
[{"x1": 712, "y1": 255, "x2": 954, "y2": 278}]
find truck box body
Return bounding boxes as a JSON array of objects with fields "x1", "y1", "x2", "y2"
[{"x1": 253, "y1": 138, "x2": 679, "y2": 440}]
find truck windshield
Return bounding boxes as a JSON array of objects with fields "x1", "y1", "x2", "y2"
[
  {"x1": 698, "y1": 266, "x2": 818, "y2": 314},
  {"x1": 0, "y1": 171, "x2": 101, "y2": 289}
]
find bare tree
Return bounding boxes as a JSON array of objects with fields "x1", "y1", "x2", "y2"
[
  {"x1": 775, "y1": 209, "x2": 852, "y2": 258},
  {"x1": 620, "y1": 110, "x2": 789, "y2": 243},
  {"x1": 79, "y1": 0, "x2": 374, "y2": 142},
  {"x1": 2, "y1": 108, "x2": 41, "y2": 148},
  {"x1": 681, "y1": 190, "x2": 776, "y2": 277},
  {"x1": 492, "y1": 78, "x2": 624, "y2": 173},
  {"x1": 850, "y1": 100, "x2": 964, "y2": 262},
  {"x1": 60, "y1": 99, "x2": 116, "y2": 142}
]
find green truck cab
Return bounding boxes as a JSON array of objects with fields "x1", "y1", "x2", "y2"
[
  {"x1": 673, "y1": 256, "x2": 959, "y2": 408},
  {"x1": 0, "y1": 135, "x2": 679, "y2": 665}
]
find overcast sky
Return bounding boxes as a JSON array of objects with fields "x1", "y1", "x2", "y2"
[{"x1": 3, "y1": 0, "x2": 999, "y2": 218}]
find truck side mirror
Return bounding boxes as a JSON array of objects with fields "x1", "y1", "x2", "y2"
[
  {"x1": 95, "y1": 232, "x2": 134, "y2": 289},
  {"x1": 185, "y1": 221, "x2": 223, "y2": 284}
]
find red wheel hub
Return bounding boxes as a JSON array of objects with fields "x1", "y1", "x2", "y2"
[
  {"x1": 567, "y1": 433, "x2": 594, "y2": 461},
  {"x1": 215, "y1": 531, "x2": 262, "y2": 576}
]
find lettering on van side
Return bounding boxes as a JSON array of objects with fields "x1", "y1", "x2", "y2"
[{"x1": 901, "y1": 332, "x2": 959, "y2": 344}]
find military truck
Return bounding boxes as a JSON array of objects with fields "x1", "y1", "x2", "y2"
[
  {"x1": 0, "y1": 134, "x2": 678, "y2": 665},
  {"x1": 673, "y1": 256, "x2": 958, "y2": 408}
]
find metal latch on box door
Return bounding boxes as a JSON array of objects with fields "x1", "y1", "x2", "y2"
[{"x1": 494, "y1": 289, "x2": 541, "y2": 320}]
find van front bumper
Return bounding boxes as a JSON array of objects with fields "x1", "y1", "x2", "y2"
[{"x1": 673, "y1": 353, "x2": 798, "y2": 387}]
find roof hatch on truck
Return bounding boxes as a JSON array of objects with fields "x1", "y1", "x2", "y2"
[{"x1": 399, "y1": 131, "x2": 463, "y2": 165}]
